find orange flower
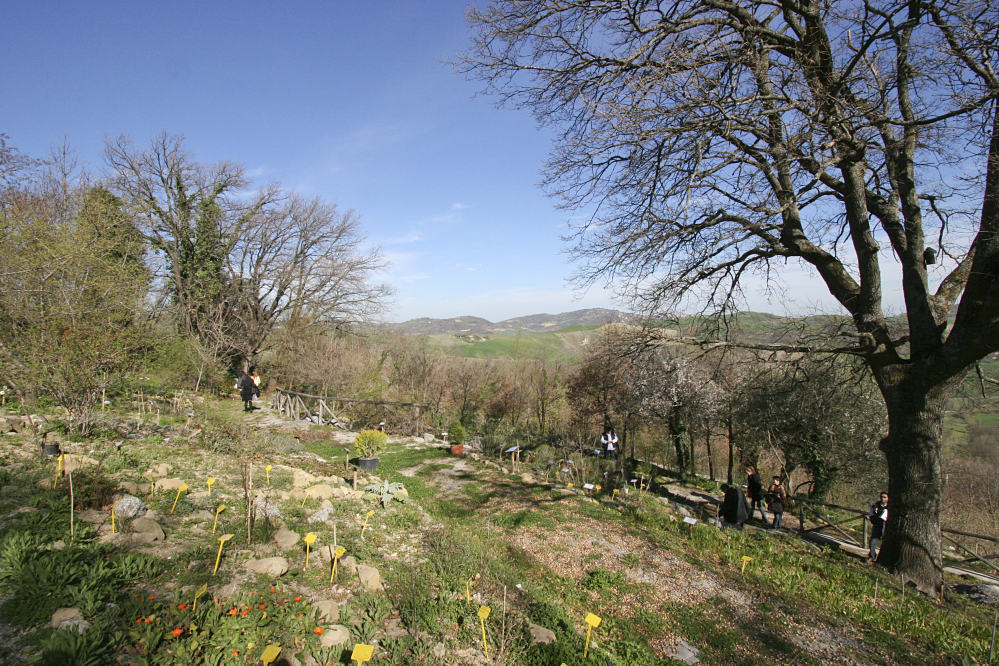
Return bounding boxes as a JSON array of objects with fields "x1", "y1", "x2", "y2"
[
  {"x1": 149, "y1": 596, "x2": 155, "y2": 600},
  {"x1": 313, "y1": 627, "x2": 323, "y2": 635},
  {"x1": 177, "y1": 604, "x2": 187, "y2": 610},
  {"x1": 228, "y1": 608, "x2": 238, "y2": 616},
  {"x1": 241, "y1": 610, "x2": 248, "y2": 616},
  {"x1": 233, "y1": 651, "x2": 239, "y2": 656},
  {"x1": 298, "y1": 613, "x2": 304, "y2": 617},
  {"x1": 294, "y1": 596, "x2": 302, "y2": 602},
  {"x1": 270, "y1": 588, "x2": 276, "y2": 593},
  {"x1": 259, "y1": 604, "x2": 265, "y2": 610},
  {"x1": 135, "y1": 618, "x2": 143, "y2": 624},
  {"x1": 171, "y1": 628, "x2": 183, "y2": 637},
  {"x1": 144, "y1": 618, "x2": 152, "y2": 624}
]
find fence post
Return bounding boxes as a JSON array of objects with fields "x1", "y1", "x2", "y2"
[
  {"x1": 798, "y1": 499, "x2": 805, "y2": 534},
  {"x1": 863, "y1": 516, "x2": 869, "y2": 549}
]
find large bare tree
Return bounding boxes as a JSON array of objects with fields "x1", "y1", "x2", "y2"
[{"x1": 461, "y1": 0, "x2": 999, "y2": 593}]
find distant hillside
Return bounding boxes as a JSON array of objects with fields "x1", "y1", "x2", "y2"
[{"x1": 391, "y1": 308, "x2": 631, "y2": 335}]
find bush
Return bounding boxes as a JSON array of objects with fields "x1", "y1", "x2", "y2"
[
  {"x1": 353, "y1": 430, "x2": 387, "y2": 459},
  {"x1": 448, "y1": 420, "x2": 467, "y2": 445}
]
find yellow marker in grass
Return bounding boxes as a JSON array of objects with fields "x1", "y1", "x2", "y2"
[
  {"x1": 301, "y1": 487, "x2": 312, "y2": 508},
  {"x1": 192, "y1": 583, "x2": 207, "y2": 612},
  {"x1": 145, "y1": 473, "x2": 155, "y2": 495},
  {"x1": 304, "y1": 533, "x2": 317, "y2": 567},
  {"x1": 329, "y1": 546, "x2": 346, "y2": 584},
  {"x1": 360, "y1": 510, "x2": 375, "y2": 537},
  {"x1": 170, "y1": 483, "x2": 189, "y2": 514},
  {"x1": 260, "y1": 645, "x2": 282, "y2": 666},
  {"x1": 611, "y1": 488, "x2": 619, "y2": 501},
  {"x1": 351, "y1": 644, "x2": 374, "y2": 664},
  {"x1": 52, "y1": 454, "x2": 64, "y2": 487},
  {"x1": 213, "y1": 534, "x2": 233, "y2": 575},
  {"x1": 477, "y1": 606, "x2": 491, "y2": 659},
  {"x1": 583, "y1": 612, "x2": 601, "y2": 659},
  {"x1": 213, "y1": 505, "x2": 226, "y2": 535},
  {"x1": 111, "y1": 507, "x2": 116, "y2": 534},
  {"x1": 265, "y1": 465, "x2": 273, "y2": 485},
  {"x1": 206, "y1": 477, "x2": 215, "y2": 496},
  {"x1": 595, "y1": 484, "x2": 602, "y2": 493},
  {"x1": 741, "y1": 555, "x2": 753, "y2": 574}
]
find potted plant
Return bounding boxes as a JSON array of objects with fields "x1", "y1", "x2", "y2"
[
  {"x1": 353, "y1": 430, "x2": 387, "y2": 471},
  {"x1": 448, "y1": 420, "x2": 466, "y2": 456}
]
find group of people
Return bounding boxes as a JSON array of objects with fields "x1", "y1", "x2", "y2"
[
  {"x1": 719, "y1": 467, "x2": 787, "y2": 531},
  {"x1": 236, "y1": 369, "x2": 262, "y2": 412}
]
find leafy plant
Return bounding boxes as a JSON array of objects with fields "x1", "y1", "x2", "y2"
[
  {"x1": 363, "y1": 480, "x2": 407, "y2": 508},
  {"x1": 353, "y1": 430, "x2": 387, "y2": 459},
  {"x1": 447, "y1": 420, "x2": 467, "y2": 445}
]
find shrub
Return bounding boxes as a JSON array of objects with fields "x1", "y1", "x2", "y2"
[
  {"x1": 448, "y1": 420, "x2": 467, "y2": 445},
  {"x1": 353, "y1": 430, "x2": 387, "y2": 459}
]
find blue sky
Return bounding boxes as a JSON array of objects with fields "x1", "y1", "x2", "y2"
[{"x1": 2, "y1": 1, "x2": 897, "y2": 323}]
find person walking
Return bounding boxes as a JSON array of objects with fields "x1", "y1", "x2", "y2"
[
  {"x1": 237, "y1": 371, "x2": 255, "y2": 412},
  {"x1": 868, "y1": 492, "x2": 889, "y2": 562},
  {"x1": 767, "y1": 476, "x2": 787, "y2": 532},
  {"x1": 250, "y1": 369, "x2": 262, "y2": 401},
  {"x1": 718, "y1": 483, "x2": 750, "y2": 530},
  {"x1": 601, "y1": 426, "x2": 618, "y2": 461},
  {"x1": 746, "y1": 466, "x2": 767, "y2": 522}
]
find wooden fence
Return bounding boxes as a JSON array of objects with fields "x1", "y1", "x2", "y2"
[{"x1": 271, "y1": 388, "x2": 429, "y2": 434}]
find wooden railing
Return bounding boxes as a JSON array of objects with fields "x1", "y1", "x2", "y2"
[{"x1": 271, "y1": 388, "x2": 429, "y2": 434}]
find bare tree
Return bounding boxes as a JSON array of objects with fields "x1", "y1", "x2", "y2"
[{"x1": 462, "y1": 0, "x2": 999, "y2": 593}]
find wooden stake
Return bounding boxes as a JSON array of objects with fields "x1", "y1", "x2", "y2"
[
  {"x1": 68, "y1": 468, "x2": 74, "y2": 541},
  {"x1": 990, "y1": 610, "x2": 997, "y2": 665}
]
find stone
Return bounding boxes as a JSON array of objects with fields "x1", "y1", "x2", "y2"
[
  {"x1": 188, "y1": 491, "x2": 210, "y2": 499},
  {"x1": 423, "y1": 433, "x2": 435, "y2": 442},
  {"x1": 272, "y1": 528, "x2": 300, "y2": 549},
  {"x1": 521, "y1": 473, "x2": 535, "y2": 483},
  {"x1": 396, "y1": 487, "x2": 409, "y2": 499},
  {"x1": 131, "y1": 517, "x2": 165, "y2": 541},
  {"x1": 50, "y1": 540, "x2": 65, "y2": 551},
  {"x1": 253, "y1": 499, "x2": 282, "y2": 520},
  {"x1": 63, "y1": 455, "x2": 98, "y2": 473},
  {"x1": 384, "y1": 618, "x2": 408, "y2": 639},
  {"x1": 319, "y1": 500, "x2": 334, "y2": 509},
  {"x1": 319, "y1": 624, "x2": 350, "y2": 648},
  {"x1": 145, "y1": 463, "x2": 171, "y2": 479},
  {"x1": 78, "y1": 509, "x2": 105, "y2": 524},
  {"x1": 246, "y1": 557, "x2": 290, "y2": 577},
  {"x1": 50, "y1": 608, "x2": 90, "y2": 633},
  {"x1": 132, "y1": 533, "x2": 158, "y2": 545},
  {"x1": 307, "y1": 508, "x2": 336, "y2": 524},
  {"x1": 665, "y1": 639, "x2": 700, "y2": 664},
  {"x1": 310, "y1": 484, "x2": 336, "y2": 499},
  {"x1": 113, "y1": 495, "x2": 146, "y2": 519},
  {"x1": 292, "y1": 469, "x2": 317, "y2": 488},
  {"x1": 186, "y1": 510, "x2": 216, "y2": 522},
  {"x1": 529, "y1": 623, "x2": 556, "y2": 645},
  {"x1": 340, "y1": 555, "x2": 359, "y2": 575},
  {"x1": 361, "y1": 492, "x2": 378, "y2": 501},
  {"x1": 954, "y1": 584, "x2": 999, "y2": 604},
  {"x1": 314, "y1": 599, "x2": 340, "y2": 623},
  {"x1": 357, "y1": 565, "x2": 382, "y2": 591},
  {"x1": 351, "y1": 490, "x2": 365, "y2": 500},
  {"x1": 317, "y1": 544, "x2": 339, "y2": 563},
  {"x1": 155, "y1": 478, "x2": 187, "y2": 491}
]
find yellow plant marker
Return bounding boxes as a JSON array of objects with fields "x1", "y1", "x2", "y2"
[
  {"x1": 145, "y1": 473, "x2": 155, "y2": 495},
  {"x1": 329, "y1": 545, "x2": 346, "y2": 584},
  {"x1": 213, "y1": 534, "x2": 234, "y2": 575},
  {"x1": 466, "y1": 579, "x2": 472, "y2": 607},
  {"x1": 350, "y1": 644, "x2": 374, "y2": 664},
  {"x1": 611, "y1": 488, "x2": 619, "y2": 500},
  {"x1": 304, "y1": 533, "x2": 317, "y2": 567},
  {"x1": 111, "y1": 508, "x2": 116, "y2": 534},
  {"x1": 360, "y1": 510, "x2": 375, "y2": 537},
  {"x1": 741, "y1": 555, "x2": 753, "y2": 574},
  {"x1": 595, "y1": 485, "x2": 602, "y2": 493},
  {"x1": 583, "y1": 612, "x2": 601, "y2": 658},
  {"x1": 170, "y1": 483, "x2": 189, "y2": 514},
  {"x1": 477, "y1": 606, "x2": 491, "y2": 660},
  {"x1": 192, "y1": 583, "x2": 207, "y2": 612},
  {"x1": 206, "y1": 477, "x2": 215, "y2": 496},
  {"x1": 213, "y1": 505, "x2": 226, "y2": 535},
  {"x1": 301, "y1": 487, "x2": 312, "y2": 508},
  {"x1": 567, "y1": 482, "x2": 573, "y2": 489},
  {"x1": 260, "y1": 644, "x2": 282, "y2": 666},
  {"x1": 265, "y1": 464, "x2": 273, "y2": 485}
]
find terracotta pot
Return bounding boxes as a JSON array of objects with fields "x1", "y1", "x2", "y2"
[{"x1": 450, "y1": 444, "x2": 464, "y2": 455}]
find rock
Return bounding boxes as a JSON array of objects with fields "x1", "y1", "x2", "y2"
[
  {"x1": 307, "y1": 508, "x2": 336, "y2": 524},
  {"x1": 145, "y1": 463, "x2": 171, "y2": 479},
  {"x1": 132, "y1": 533, "x2": 158, "y2": 545},
  {"x1": 317, "y1": 544, "x2": 339, "y2": 563},
  {"x1": 357, "y1": 565, "x2": 382, "y2": 591},
  {"x1": 99, "y1": 532, "x2": 129, "y2": 545},
  {"x1": 113, "y1": 495, "x2": 146, "y2": 519},
  {"x1": 155, "y1": 478, "x2": 187, "y2": 491},
  {"x1": 319, "y1": 499, "x2": 334, "y2": 509},
  {"x1": 351, "y1": 490, "x2": 365, "y2": 500},
  {"x1": 144, "y1": 509, "x2": 160, "y2": 521},
  {"x1": 528, "y1": 623, "x2": 556, "y2": 645},
  {"x1": 340, "y1": 555, "x2": 359, "y2": 575},
  {"x1": 501, "y1": 467, "x2": 510, "y2": 474},
  {"x1": 310, "y1": 484, "x2": 336, "y2": 500},
  {"x1": 186, "y1": 510, "x2": 216, "y2": 522},
  {"x1": 319, "y1": 624, "x2": 350, "y2": 647},
  {"x1": 50, "y1": 608, "x2": 90, "y2": 633},
  {"x1": 954, "y1": 584, "x2": 999, "y2": 604},
  {"x1": 665, "y1": 639, "x2": 700, "y2": 664},
  {"x1": 63, "y1": 455, "x2": 98, "y2": 473},
  {"x1": 188, "y1": 490, "x2": 210, "y2": 499},
  {"x1": 246, "y1": 557, "x2": 290, "y2": 577},
  {"x1": 384, "y1": 618, "x2": 408, "y2": 639},
  {"x1": 521, "y1": 473, "x2": 535, "y2": 483},
  {"x1": 292, "y1": 469, "x2": 317, "y2": 488},
  {"x1": 131, "y1": 517, "x2": 165, "y2": 541},
  {"x1": 253, "y1": 499, "x2": 282, "y2": 520},
  {"x1": 314, "y1": 599, "x2": 340, "y2": 623},
  {"x1": 272, "y1": 528, "x2": 300, "y2": 549},
  {"x1": 396, "y1": 487, "x2": 409, "y2": 499},
  {"x1": 78, "y1": 509, "x2": 105, "y2": 524},
  {"x1": 423, "y1": 433, "x2": 435, "y2": 442},
  {"x1": 50, "y1": 540, "x2": 65, "y2": 551}
]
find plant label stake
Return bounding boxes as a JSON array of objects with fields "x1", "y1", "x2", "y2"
[
  {"x1": 683, "y1": 516, "x2": 698, "y2": 536},
  {"x1": 595, "y1": 484, "x2": 601, "y2": 493},
  {"x1": 304, "y1": 533, "x2": 317, "y2": 567},
  {"x1": 213, "y1": 534, "x2": 233, "y2": 575},
  {"x1": 611, "y1": 489, "x2": 619, "y2": 501},
  {"x1": 145, "y1": 473, "x2": 155, "y2": 495},
  {"x1": 350, "y1": 644, "x2": 374, "y2": 664},
  {"x1": 478, "y1": 606, "x2": 491, "y2": 659},
  {"x1": 265, "y1": 464, "x2": 273, "y2": 485},
  {"x1": 193, "y1": 583, "x2": 207, "y2": 612},
  {"x1": 301, "y1": 487, "x2": 313, "y2": 508},
  {"x1": 330, "y1": 546, "x2": 346, "y2": 584},
  {"x1": 583, "y1": 612, "x2": 601, "y2": 659},
  {"x1": 260, "y1": 645, "x2": 282, "y2": 666},
  {"x1": 206, "y1": 477, "x2": 215, "y2": 497},
  {"x1": 111, "y1": 507, "x2": 116, "y2": 533},
  {"x1": 52, "y1": 454, "x2": 64, "y2": 488},
  {"x1": 466, "y1": 579, "x2": 472, "y2": 606},
  {"x1": 361, "y1": 510, "x2": 375, "y2": 537},
  {"x1": 213, "y1": 505, "x2": 226, "y2": 535},
  {"x1": 171, "y1": 483, "x2": 189, "y2": 514},
  {"x1": 741, "y1": 556, "x2": 752, "y2": 574}
]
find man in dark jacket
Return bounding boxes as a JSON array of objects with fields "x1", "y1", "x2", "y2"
[
  {"x1": 719, "y1": 483, "x2": 750, "y2": 530},
  {"x1": 746, "y1": 466, "x2": 767, "y2": 522},
  {"x1": 868, "y1": 492, "x2": 889, "y2": 562},
  {"x1": 237, "y1": 372, "x2": 255, "y2": 412}
]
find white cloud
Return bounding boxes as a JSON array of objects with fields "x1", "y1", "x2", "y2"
[{"x1": 450, "y1": 202, "x2": 470, "y2": 210}]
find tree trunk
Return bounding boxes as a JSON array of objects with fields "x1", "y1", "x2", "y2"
[
  {"x1": 705, "y1": 420, "x2": 714, "y2": 481},
  {"x1": 726, "y1": 416, "x2": 734, "y2": 485},
  {"x1": 876, "y1": 373, "x2": 964, "y2": 595},
  {"x1": 669, "y1": 411, "x2": 687, "y2": 478}
]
